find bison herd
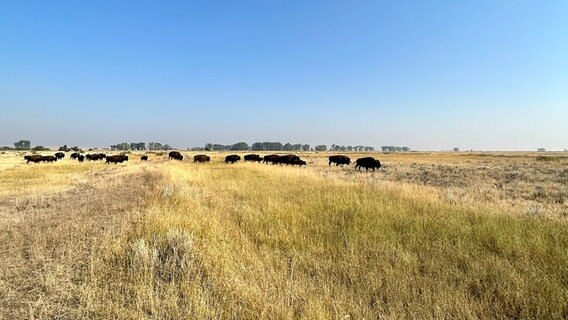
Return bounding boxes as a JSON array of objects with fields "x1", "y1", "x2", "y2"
[{"x1": 22, "y1": 151, "x2": 382, "y2": 172}]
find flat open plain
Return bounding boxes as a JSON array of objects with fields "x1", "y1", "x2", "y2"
[{"x1": 1, "y1": 151, "x2": 567, "y2": 319}]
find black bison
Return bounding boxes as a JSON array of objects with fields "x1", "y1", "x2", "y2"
[
  {"x1": 194, "y1": 154, "x2": 210, "y2": 163},
  {"x1": 244, "y1": 154, "x2": 262, "y2": 162},
  {"x1": 55, "y1": 152, "x2": 65, "y2": 160},
  {"x1": 291, "y1": 159, "x2": 307, "y2": 166},
  {"x1": 106, "y1": 155, "x2": 128, "y2": 164},
  {"x1": 86, "y1": 154, "x2": 104, "y2": 161},
  {"x1": 263, "y1": 154, "x2": 303, "y2": 165},
  {"x1": 141, "y1": 155, "x2": 148, "y2": 161},
  {"x1": 24, "y1": 155, "x2": 44, "y2": 163},
  {"x1": 169, "y1": 151, "x2": 183, "y2": 161},
  {"x1": 277, "y1": 154, "x2": 301, "y2": 165},
  {"x1": 355, "y1": 157, "x2": 381, "y2": 171},
  {"x1": 70, "y1": 152, "x2": 80, "y2": 160},
  {"x1": 329, "y1": 155, "x2": 350, "y2": 166},
  {"x1": 77, "y1": 155, "x2": 85, "y2": 162},
  {"x1": 262, "y1": 154, "x2": 280, "y2": 164},
  {"x1": 225, "y1": 155, "x2": 241, "y2": 164},
  {"x1": 41, "y1": 155, "x2": 57, "y2": 163}
]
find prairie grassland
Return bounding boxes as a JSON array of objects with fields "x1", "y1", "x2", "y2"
[
  {"x1": 1, "y1": 151, "x2": 567, "y2": 319},
  {"x1": 302, "y1": 151, "x2": 568, "y2": 218}
]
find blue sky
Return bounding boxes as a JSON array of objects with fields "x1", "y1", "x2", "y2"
[{"x1": 1, "y1": 1, "x2": 566, "y2": 150}]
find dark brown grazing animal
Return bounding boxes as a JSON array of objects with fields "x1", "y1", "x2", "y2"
[
  {"x1": 355, "y1": 157, "x2": 381, "y2": 172},
  {"x1": 244, "y1": 154, "x2": 262, "y2": 162},
  {"x1": 225, "y1": 155, "x2": 241, "y2": 164},
  {"x1": 291, "y1": 159, "x2": 307, "y2": 166},
  {"x1": 41, "y1": 155, "x2": 57, "y2": 163},
  {"x1": 262, "y1": 154, "x2": 280, "y2": 164},
  {"x1": 54, "y1": 152, "x2": 65, "y2": 159},
  {"x1": 77, "y1": 155, "x2": 85, "y2": 162},
  {"x1": 86, "y1": 154, "x2": 103, "y2": 161},
  {"x1": 24, "y1": 155, "x2": 43, "y2": 163},
  {"x1": 276, "y1": 154, "x2": 301, "y2": 165},
  {"x1": 194, "y1": 154, "x2": 210, "y2": 163},
  {"x1": 169, "y1": 151, "x2": 183, "y2": 161},
  {"x1": 328, "y1": 155, "x2": 350, "y2": 166},
  {"x1": 105, "y1": 154, "x2": 128, "y2": 164},
  {"x1": 141, "y1": 155, "x2": 148, "y2": 161},
  {"x1": 98, "y1": 153, "x2": 107, "y2": 159},
  {"x1": 70, "y1": 152, "x2": 80, "y2": 160}
]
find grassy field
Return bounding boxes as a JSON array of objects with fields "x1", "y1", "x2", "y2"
[{"x1": 1, "y1": 151, "x2": 567, "y2": 319}]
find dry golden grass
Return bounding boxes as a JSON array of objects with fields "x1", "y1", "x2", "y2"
[
  {"x1": 1, "y1": 151, "x2": 567, "y2": 319},
  {"x1": 0, "y1": 153, "x2": 160, "y2": 319}
]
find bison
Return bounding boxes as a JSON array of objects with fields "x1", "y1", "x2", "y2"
[
  {"x1": 355, "y1": 157, "x2": 381, "y2": 172},
  {"x1": 169, "y1": 151, "x2": 183, "y2": 161},
  {"x1": 24, "y1": 155, "x2": 43, "y2": 163},
  {"x1": 244, "y1": 154, "x2": 262, "y2": 162},
  {"x1": 54, "y1": 152, "x2": 65, "y2": 160},
  {"x1": 98, "y1": 153, "x2": 107, "y2": 159},
  {"x1": 41, "y1": 155, "x2": 57, "y2": 163},
  {"x1": 77, "y1": 155, "x2": 85, "y2": 162},
  {"x1": 291, "y1": 159, "x2": 307, "y2": 166},
  {"x1": 86, "y1": 154, "x2": 103, "y2": 161},
  {"x1": 329, "y1": 155, "x2": 350, "y2": 166},
  {"x1": 194, "y1": 154, "x2": 210, "y2": 163},
  {"x1": 106, "y1": 155, "x2": 128, "y2": 164},
  {"x1": 70, "y1": 152, "x2": 80, "y2": 160},
  {"x1": 263, "y1": 154, "x2": 302, "y2": 165},
  {"x1": 141, "y1": 155, "x2": 148, "y2": 161},
  {"x1": 225, "y1": 155, "x2": 241, "y2": 164},
  {"x1": 262, "y1": 154, "x2": 280, "y2": 164},
  {"x1": 276, "y1": 154, "x2": 301, "y2": 165}
]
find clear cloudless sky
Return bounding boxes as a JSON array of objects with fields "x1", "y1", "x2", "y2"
[{"x1": 1, "y1": 0, "x2": 566, "y2": 150}]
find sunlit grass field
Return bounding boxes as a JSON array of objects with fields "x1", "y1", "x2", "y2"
[{"x1": 1, "y1": 151, "x2": 567, "y2": 319}]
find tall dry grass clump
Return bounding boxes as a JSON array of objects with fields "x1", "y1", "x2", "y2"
[{"x1": 85, "y1": 161, "x2": 568, "y2": 319}]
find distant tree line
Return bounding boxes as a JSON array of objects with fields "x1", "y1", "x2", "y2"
[
  {"x1": 110, "y1": 142, "x2": 172, "y2": 151},
  {"x1": 58, "y1": 145, "x2": 82, "y2": 152},
  {"x1": 251, "y1": 142, "x2": 310, "y2": 151},
  {"x1": 203, "y1": 142, "x2": 309, "y2": 151},
  {"x1": 1, "y1": 139, "x2": 399, "y2": 153},
  {"x1": 199, "y1": 142, "x2": 378, "y2": 152},
  {"x1": 381, "y1": 146, "x2": 411, "y2": 152},
  {"x1": 1, "y1": 140, "x2": 51, "y2": 151},
  {"x1": 330, "y1": 144, "x2": 375, "y2": 152}
]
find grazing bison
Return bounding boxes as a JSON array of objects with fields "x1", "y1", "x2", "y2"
[
  {"x1": 77, "y1": 155, "x2": 85, "y2": 162},
  {"x1": 329, "y1": 155, "x2": 350, "y2": 166},
  {"x1": 106, "y1": 155, "x2": 128, "y2": 164},
  {"x1": 194, "y1": 154, "x2": 210, "y2": 163},
  {"x1": 244, "y1": 154, "x2": 262, "y2": 162},
  {"x1": 291, "y1": 159, "x2": 307, "y2": 166},
  {"x1": 263, "y1": 154, "x2": 302, "y2": 165},
  {"x1": 98, "y1": 153, "x2": 107, "y2": 159},
  {"x1": 86, "y1": 154, "x2": 102, "y2": 161},
  {"x1": 277, "y1": 154, "x2": 301, "y2": 165},
  {"x1": 225, "y1": 155, "x2": 241, "y2": 164},
  {"x1": 141, "y1": 155, "x2": 148, "y2": 161},
  {"x1": 41, "y1": 155, "x2": 57, "y2": 163},
  {"x1": 55, "y1": 152, "x2": 65, "y2": 160},
  {"x1": 70, "y1": 152, "x2": 80, "y2": 160},
  {"x1": 355, "y1": 157, "x2": 381, "y2": 172},
  {"x1": 262, "y1": 154, "x2": 280, "y2": 164},
  {"x1": 169, "y1": 151, "x2": 183, "y2": 161},
  {"x1": 24, "y1": 155, "x2": 44, "y2": 163}
]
